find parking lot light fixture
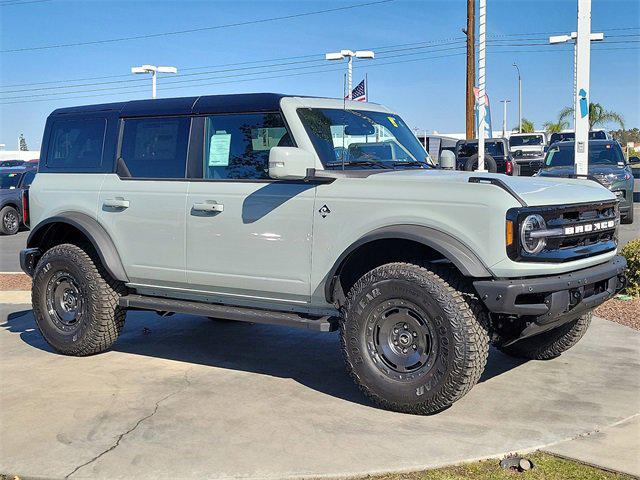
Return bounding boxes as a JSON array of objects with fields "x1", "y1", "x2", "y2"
[
  {"x1": 131, "y1": 64, "x2": 178, "y2": 99},
  {"x1": 325, "y1": 49, "x2": 375, "y2": 99}
]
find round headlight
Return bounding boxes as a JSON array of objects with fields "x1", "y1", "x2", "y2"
[{"x1": 521, "y1": 214, "x2": 547, "y2": 254}]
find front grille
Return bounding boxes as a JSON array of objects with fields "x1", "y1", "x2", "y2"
[{"x1": 507, "y1": 201, "x2": 618, "y2": 262}]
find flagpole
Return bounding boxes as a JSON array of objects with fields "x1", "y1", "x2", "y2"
[{"x1": 365, "y1": 73, "x2": 368, "y2": 101}]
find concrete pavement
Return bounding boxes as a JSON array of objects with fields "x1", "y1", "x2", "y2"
[
  {"x1": 1, "y1": 305, "x2": 639, "y2": 479},
  {"x1": 0, "y1": 230, "x2": 27, "y2": 272},
  {"x1": 544, "y1": 415, "x2": 640, "y2": 477}
]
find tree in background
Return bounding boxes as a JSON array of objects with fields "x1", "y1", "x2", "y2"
[
  {"x1": 542, "y1": 120, "x2": 569, "y2": 134},
  {"x1": 512, "y1": 118, "x2": 535, "y2": 133},
  {"x1": 19, "y1": 134, "x2": 28, "y2": 151},
  {"x1": 558, "y1": 102, "x2": 625, "y2": 131}
]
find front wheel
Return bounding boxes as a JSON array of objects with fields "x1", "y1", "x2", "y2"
[
  {"x1": 341, "y1": 262, "x2": 489, "y2": 414},
  {"x1": 32, "y1": 243, "x2": 126, "y2": 356},
  {"x1": 498, "y1": 313, "x2": 592, "y2": 360},
  {"x1": 0, "y1": 205, "x2": 20, "y2": 235}
]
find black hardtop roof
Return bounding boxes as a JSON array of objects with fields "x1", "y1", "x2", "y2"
[{"x1": 49, "y1": 93, "x2": 303, "y2": 118}]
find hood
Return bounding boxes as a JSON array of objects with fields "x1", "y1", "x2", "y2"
[
  {"x1": 538, "y1": 164, "x2": 627, "y2": 177},
  {"x1": 365, "y1": 168, "x2": 615, "y2": 207}
]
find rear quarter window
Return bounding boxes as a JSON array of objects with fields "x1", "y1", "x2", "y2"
[{"x1": 46, "y1": 118, "x2": 107, "y2": 170}]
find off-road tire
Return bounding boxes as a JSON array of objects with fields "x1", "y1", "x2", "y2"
[
  {"x1": 498, "y1": 313, "x2": 592, "y2": 360},
  {"x1": 32, "y1": 243, "x2": 126, "y2": 356},
  {"x1": 621, "y1": 207, "x2": 634, "y2": 225},
  {"x1": 0, "y1": 205, "x2": 20, "y2": 235},
  {"x1": 341, "y1": 262, "x2": 489, "y2": 414},
  {"x1": 464, "y1": 153, "x2": 497, "y2": 173}
]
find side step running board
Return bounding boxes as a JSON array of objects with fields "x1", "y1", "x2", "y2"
[{"x1": 118, "y1": 294, "x2": 337, "y2": 332}]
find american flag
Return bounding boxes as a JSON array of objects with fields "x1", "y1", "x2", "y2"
[{"x1": 348, "y1": 79, "x2": 367, "y2": 102}]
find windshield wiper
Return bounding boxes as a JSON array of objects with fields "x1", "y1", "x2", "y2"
[
  {"x1": 392, "y1": 160, "x2": 431, "y2": 168},
  {"x1": 325, "y1": 160, "x2": 392, "y2": 169}
]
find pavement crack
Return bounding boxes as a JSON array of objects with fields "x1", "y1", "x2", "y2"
[{"x1": 65, "y1": 369, "x2": 192, "y2": 479}]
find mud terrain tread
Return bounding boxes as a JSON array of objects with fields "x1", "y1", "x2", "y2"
[
  {"x1": 32, "y1": 243, "x2": 126, "y2": 356},
  {"x1": 341, "y1": 262, "x2": 489, "y2": 414},
  {"x1": 498, "y1": 313, "x2": 592, "y2": 360}
]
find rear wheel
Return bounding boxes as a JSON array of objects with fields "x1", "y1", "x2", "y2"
[
  {"x1": 341, "y1": 262, "x2": 489, "y2": 414},
  {"x1": 32, "y1": 243, "x2": 126, "y2": 356},
  {"x1": 498, "y1": 313, "x2": 592, "y2": 360},
  {"x1": 0, "y1": 205, "x2": 20, "y2": 235}
]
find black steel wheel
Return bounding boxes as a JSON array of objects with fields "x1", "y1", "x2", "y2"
[
  {"x1": 32, "y1": 243, "x2": 126, "y2": 356},
  {"x1": 0, "y1": 205, "x2": 20, "y2": 235},
  {"x1": 341, "y1": 262, "x2": 489, "y2": 415}
]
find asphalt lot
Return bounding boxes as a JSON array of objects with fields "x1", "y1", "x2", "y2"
[
  {"x1": 1, "y1": 305, "x2": 638, "y2": 479},
  {"x1": 1, "y1": 204, "x2": 638, "y2": 273}
]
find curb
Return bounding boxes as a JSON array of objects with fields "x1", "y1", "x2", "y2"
[{"x1": 0, "y1": 291, "x2": 31, "y2": 304}]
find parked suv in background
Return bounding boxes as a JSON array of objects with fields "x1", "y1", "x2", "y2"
[
  {"x1": 509, "y1": 132, "x2": 546, "y2": 176},
  {"x1": 454, "y1": 138, "x2": 514, "y2": 174},
  {"x1": 538, "y1": 140, "x2": 635, "y2": 224},
  {"x1": 0, "y1": 166, "x2": 36, "y2": 235},
  {"x1": 21, "y1": 94, "x2": 627, "y2": 414}
]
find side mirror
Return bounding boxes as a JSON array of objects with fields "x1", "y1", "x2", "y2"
[
  {"x1": 269, "y1": 147, "x2": 316, "y2": 180},
  {"x1": 514, "y1": 150, "x2": 523, "y2": 158},
  {"x1": 629, "y1": 156, "x2": 640, "y2": 164},
  {"x1": 439, "y1": 150, "x2": 456, "y2": 170}
]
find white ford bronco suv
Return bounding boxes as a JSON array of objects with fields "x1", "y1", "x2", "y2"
[{"x1": 21, "y1": 94, "x2": 627, "y2": 414}]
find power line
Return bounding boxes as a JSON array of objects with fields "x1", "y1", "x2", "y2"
[
  {"x1": 2, "y1": 43, "x2": 636, "y2": 106},
  {"x1": 0, "y1": 0, "x2": 393, "y2": 53},
  {"x1": 0, "y1": 0, "x2": 50, "y2": 6}
]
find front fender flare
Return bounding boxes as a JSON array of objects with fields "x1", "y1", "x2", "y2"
[
  {"x1": 325, "y1": 224, "x2": 492, "y2": 303},
  {"x1": 27, "y1": 212, "x2": 129, "y2": 283}
]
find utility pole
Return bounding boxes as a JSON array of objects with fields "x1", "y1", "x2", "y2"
[
  {"x1": 500, "y1": 99, "x2": 511, "y2": 138},
  {"x1": 512, "y1": 63, "x2": 522, "y2": 133},
  {"x1": 477, "y1": 0, "x2": 487, "y2": 171},
  {"x1": 465, "y1": 0, "x2": 475, "y2": 140}
]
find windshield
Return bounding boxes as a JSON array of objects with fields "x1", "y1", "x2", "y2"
[
  {"x1": 509, "y1": 135, "x2": 543, "y2": 147},
  {"x1": 0, "y1": 160, "x2": 25, "y2": 167},
  {"x1": 0, "y1": 172, "x2": 22, "y2": 189},
  {"x1": 544, "y1": 143, "x2": 625, "y2": 167},
  {"x1": 457, "y1": 141, "x2": 504, "y2": 157},
  {"x1": 297, "y1": 108, "x2": 433, "y2": 169}
]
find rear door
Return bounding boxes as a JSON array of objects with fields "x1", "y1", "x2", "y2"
[{"x1": 97, "y1": 116, "x2": 191, "y2": 288}]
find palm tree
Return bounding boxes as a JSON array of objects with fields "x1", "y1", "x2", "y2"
[
  {"x1": 542, "y1": 120, "x2": 569, "y2": 134},
  {"x1": 558, "y1": 102, "x2": 625, "y2": 130},
  {"x1": 512, "y1": 118, "x2": 535, "y2": 133}
]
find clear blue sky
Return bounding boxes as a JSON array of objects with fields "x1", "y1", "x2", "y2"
[{"x1": 1, "y1": 0, "x2": 638, "y2": 151}]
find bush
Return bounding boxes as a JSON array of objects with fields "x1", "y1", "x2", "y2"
[{"x1": 621, "y1": 238, "x2": 640, "y2": 297}]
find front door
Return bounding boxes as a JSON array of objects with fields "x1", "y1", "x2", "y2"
[
  {"x1": 98, "y1": 116, "x2": 191, "y2": 288},
  {"x1": 185, "y1": 112, "x2": 315, "y2": 305}
]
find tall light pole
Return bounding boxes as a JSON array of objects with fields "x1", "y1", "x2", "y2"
[
  {"x1": 131, "y1": 64, "x2": 178, "y2": 99},
  {"x1": 500, "y1": 99, "x2": 511, "y2": 138},
  {"x1": 549, "y1": 0, "x2": 603, "y2": 175},
  {"x1": 325, "y1": 50, "x2": 374, "y2": 99},
  {"x1": 512, "y1": 63, "x2": 522, "y2": 133},
  {"x1": 549, "y1": 30, "x2": 603, "y2": 128}
]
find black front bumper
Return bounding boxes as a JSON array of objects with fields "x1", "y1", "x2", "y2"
[{"x1": 474, "y1": 256, "x2": 627, "y2": 343}]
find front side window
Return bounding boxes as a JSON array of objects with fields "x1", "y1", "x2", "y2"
[
  {"x1": 203, "y1": 112, "x2": 290, "y2": 180},
  {"x1": 0, "y1": 173, "x2": 22, "y2": 189},
  {"x1": 120, "y1": 117, "x2": 191, "y2": 179},
  {"x1": 297, "y1": 108, "x2": 432, "y2": 169},
  {"x1": 47, "y1": 118, "x2": 106, "y2": 169}
]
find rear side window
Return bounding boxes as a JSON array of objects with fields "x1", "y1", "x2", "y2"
[
  {"x1": 120, "y1": 117, "x2": 191, "y2": 179},
  {"x1": 46, "y1": 118, "x2": 106, "y2": 169}
]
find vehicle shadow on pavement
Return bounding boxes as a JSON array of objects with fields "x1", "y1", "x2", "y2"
[{"x1": 2, "y1": 308, "x2": 527, "y2": 407}]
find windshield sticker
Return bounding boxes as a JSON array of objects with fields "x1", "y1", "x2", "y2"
[
  {"x1": 387, "y1": 117, "x2": 398, "y2": 128},
  {"x1": 208, "y1": 131, "x2": 231, "y2": 167}
]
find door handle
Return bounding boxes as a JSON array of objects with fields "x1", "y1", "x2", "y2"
[
  {"x1": 103, "y1": 198, "x2": 130, "y2": 209},
  {"x1": 192, "y1": 201, "x2": 224, "y2": 213}
]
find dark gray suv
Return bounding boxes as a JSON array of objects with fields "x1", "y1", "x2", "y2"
[{"x1": 537, "y1": 140, "x2": 635, "y2": 224}]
